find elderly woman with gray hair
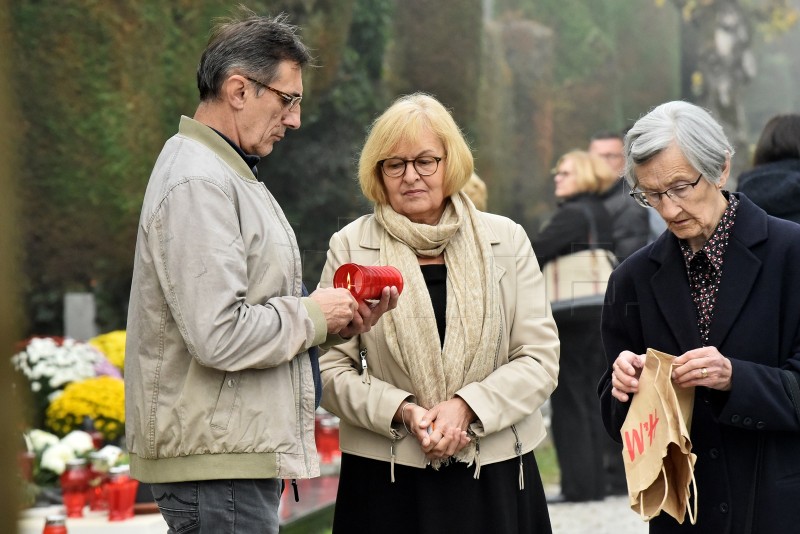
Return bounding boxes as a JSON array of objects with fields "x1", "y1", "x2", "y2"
[{"x1": 599, "y1": 101, "x2": 800, "y2": 533}]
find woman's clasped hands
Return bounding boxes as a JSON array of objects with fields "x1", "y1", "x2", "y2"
[{"x1": 400, "y1": 398, "x2": 474, "y2": 461}]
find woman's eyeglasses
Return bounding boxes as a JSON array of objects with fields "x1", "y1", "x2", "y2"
[
  {"x1": 629, "y1": 174, "x2": 704, "y2": 208},
  {"x1": 378, "y1": 156, "x2": 443, "y2": 178}
]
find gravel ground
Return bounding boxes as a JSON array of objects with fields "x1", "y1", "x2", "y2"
[{"x1": 547, "y1": 493, "x2": 650, "y2": 534}]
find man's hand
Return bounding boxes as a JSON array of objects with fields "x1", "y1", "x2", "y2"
[
  {"x1": 337, "y1": 285, "x2": 400, "y2": 339},
  {"x1": 309, "y1": 287, "x2": 359, "y2": 334}
]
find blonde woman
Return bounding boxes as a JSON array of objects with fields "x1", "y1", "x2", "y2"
[{"x1": 318, "y1": 93, "x2": 560, "y2": 533}]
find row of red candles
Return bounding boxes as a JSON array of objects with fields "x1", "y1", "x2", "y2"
[{"x1": 59, "y1": 456, "x2": 139, "y2": 521}]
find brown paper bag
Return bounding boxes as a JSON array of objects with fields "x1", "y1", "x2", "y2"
[{"x1": 620, "y1": 348, "x2": 698, "y2": 524}]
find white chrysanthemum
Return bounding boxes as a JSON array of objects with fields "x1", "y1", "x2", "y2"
[
  {"x1": 27, "y1": 429, "x2": 59, "y2": 452},
  {"x1": 97, "y1": 445, "x2": 123, "y2": 467},
  {"x1": 61, "y1": 430, "x2": 95, "y2": 455},
  {"x1": 40, "y1": 442, "x2": 75, "y2": 474}
]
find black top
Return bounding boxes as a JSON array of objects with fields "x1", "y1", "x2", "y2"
[{"x1": 421, "y1": 264, "x2": 447, "y2": 348}]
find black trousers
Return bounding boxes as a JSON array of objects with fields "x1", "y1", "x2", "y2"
[{"x1": 550, "y1": 310, "x2": 617, "y2": 501}]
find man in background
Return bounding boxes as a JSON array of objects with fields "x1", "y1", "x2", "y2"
[
  {"x1": 589, "y1": 130, "x2": 652, "y2": 261},
  {"x1": 125, "y1": 9, "x2": 398, "y2": 533}
]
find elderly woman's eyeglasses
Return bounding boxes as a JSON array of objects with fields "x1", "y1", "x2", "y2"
[
  {"x1": 629, "y1": 174, "x2": 704, "y2": 208},
  {"x1": 244, "y1": 76, "x2": 302, "y2": 111},
  {"x1": 378, "y1": 156, "x2": 443, "y2": 178}
]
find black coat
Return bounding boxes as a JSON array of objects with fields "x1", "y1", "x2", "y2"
[
  {"x1": 533, "y1": 193, "x2": 614, "y2": 267},
  {"x1": 737, "y1": 159, "x2": 800, "y2": 224},
  {"x1": 598, "y1": 194, "x2": 800, "y2": 534}
]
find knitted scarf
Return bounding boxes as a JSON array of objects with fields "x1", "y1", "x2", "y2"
[{"x1": 374, "y1": 192, "x2": 503, "y2": 467}]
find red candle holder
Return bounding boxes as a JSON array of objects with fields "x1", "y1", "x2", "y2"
[
  {"x1": 60, "y1": 458, "x2": 89, "y2": 518},
  {"x1": 333, "y1": 263, "x2": 404, "y2": 301},
  {"x1": 42, "y1": 514, "x2": 68, "y2": 534},
  {"x1": 87, "y1": 452, "x2": 110, "y2": 512},
  {"x1": 314, "y1": 411, "x2": 341, "y2": 464},
  {"x1": 106, "y1": 466, "x2": 138, "y2": 521}
]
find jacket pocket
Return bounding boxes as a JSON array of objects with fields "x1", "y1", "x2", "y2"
[{"x1": 210, "y1": 371, "x2": 240, "y2": 430}]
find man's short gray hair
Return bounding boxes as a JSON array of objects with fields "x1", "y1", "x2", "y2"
[
  {"x1": 197, "y1": 9, "x2": 311, "y2": 101},
  {"x1": 623, "y1": 101, "x2": 734, "y2": 188}
]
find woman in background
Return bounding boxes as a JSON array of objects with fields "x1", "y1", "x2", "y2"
[
  {"x1": 737, "y1": 113, "x2": 800, "y2": 224},
  {"x1": 533, "y1": 150, "x2": 616, "y2": 502}
]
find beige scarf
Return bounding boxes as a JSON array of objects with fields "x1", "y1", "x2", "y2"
[{"x1": 375, "y1": 192, "x2": 502, "y2": 467}]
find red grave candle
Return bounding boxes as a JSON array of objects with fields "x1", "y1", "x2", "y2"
[
  {"x1": 60, "y1": 458, "x2": 89, "y2": 518},
  {"x1": 333, "y1": 263, "x2": 404, "y2": 300}
]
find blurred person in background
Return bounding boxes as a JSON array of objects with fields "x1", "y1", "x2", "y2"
[
  {"x1": 737, "y1": 113, "x2": 800, "y2": 224},
  {"x1": 532, "y1": 150, "x2": 616, "y2": 502},
  {"x1": 124, "y1": 9, "x2": 397, "y2": 534},
  {"x1": 318, "y1": 93, "x2": 560, "y2": 534},
  {"x1": 601, "y1": 101, "x2": 800, "y2": 533},
  {"x1": 590, "y1": 131, "x2": 652, "y2": 259},
  {"x1": 461, "y1": 171, "x2": 488, "y2": 211}
]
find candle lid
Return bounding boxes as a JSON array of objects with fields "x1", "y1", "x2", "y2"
[{"x1": 44, "y1": 515, "x2": 67, "y2": 526}]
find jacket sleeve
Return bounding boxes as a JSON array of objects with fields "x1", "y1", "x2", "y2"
[
  {"x1": 147, "y1": 179, "x2": 322, "y2": 372},
  {"x1": 456, "y1": 222, "x2": 560, "y2": 436},
  {"x1": 318, "y1": 229, "x2": 412, "y2": 438},
  {"x1": 532, "y1": 204, "x2": 590, "y2": 266},
  {"x1": 598, "y1": 261, "x2": 646, "y2": 442}
]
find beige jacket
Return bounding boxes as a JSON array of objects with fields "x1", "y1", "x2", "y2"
[
  {"x1": 319, "y1": 211, "x2": 560, "y2": 479},
  {"x1": 125, "y1": 117, "x2": 327, "y2": 483}
]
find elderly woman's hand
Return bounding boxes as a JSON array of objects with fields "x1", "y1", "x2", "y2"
[
  {"x1": 337, "y1": 285, "x2": 400, "y2": 339},
  {"x1": 611, "y1": 350, "x2": 647, "y2": 402},
  {"x1": 671, "y1": 346, "x2": 732, "y2": 391}
]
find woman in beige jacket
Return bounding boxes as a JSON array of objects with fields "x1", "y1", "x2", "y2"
[{"x1": 318, "y1": 93, "x2": 560, "y2": 534}]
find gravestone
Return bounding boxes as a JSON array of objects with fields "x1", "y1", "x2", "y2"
[{"x1": 64, "y1": 292, "x2": 98, "y2": 341}]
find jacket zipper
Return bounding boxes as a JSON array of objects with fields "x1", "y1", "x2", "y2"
[
  {"x1": 360, "y1": 347, "x2": 370, "y2": 384},
  {"x1": 511, "y1": 424, "x2": 524, "y2": 490}
]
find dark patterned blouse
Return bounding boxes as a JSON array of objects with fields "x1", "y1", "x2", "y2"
[{"x1": 679, "y1": 192, "x2": 740, "y2": 346}]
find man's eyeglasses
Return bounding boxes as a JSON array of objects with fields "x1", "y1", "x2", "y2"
[
  {"x1": 629, "y1": 173, "x2": 704, "y2": 208},
  {"x1": 378, "y1": 156, "x2": 443, "y2": 178},
  {"x1": 244, "y1": 76, "x2": 302, "y2": 111}
]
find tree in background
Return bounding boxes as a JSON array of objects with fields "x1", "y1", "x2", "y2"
[
  {"x1": 10, "y1": 0, "x2": 797, "y2": 335},
  {"x1": 663, "y1": 0, "x2": 799, "y2": 176}
]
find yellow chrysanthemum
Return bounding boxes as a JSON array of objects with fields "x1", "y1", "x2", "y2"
[
  {"x1": 89, "y1": 330, "x2": 126, "y2": 370},
  {"x1": 45, "y1": 376, "x2": 125, "y2": 442}
]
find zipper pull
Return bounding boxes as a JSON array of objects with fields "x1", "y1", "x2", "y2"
[
  {"x1": 291, "y1": 478, "x2": 299, "y2": 502},
  {"x1": 360, "y1": 348, "x2": 371, "y2": 384}
]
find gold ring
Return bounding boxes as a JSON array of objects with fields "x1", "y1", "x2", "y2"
[{"x1": 701, "y1": 367, "x2": 708, "y2": 379}]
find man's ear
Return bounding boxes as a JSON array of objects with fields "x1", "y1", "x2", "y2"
[{"x1": 222, "y1": 75, "x2": 249, "y2": 111}]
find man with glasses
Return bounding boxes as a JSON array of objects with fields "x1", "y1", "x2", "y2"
[
  {"x1": 590, "y1": 130, "x2": 653, "y2": 261},
  {"x1": 124, "y1": 9, "x2": 398, "y2": 533}
]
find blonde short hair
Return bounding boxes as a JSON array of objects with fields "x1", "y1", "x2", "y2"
[
  {"x1": 358, "y1": 93, "x2": 474, "y2": 205},
  {"x1": 554, "y1": 150, "x2": 617, "y2": 194},
  {"x1": 462, "y1": 172, "x2": 488, "y2": 211}
]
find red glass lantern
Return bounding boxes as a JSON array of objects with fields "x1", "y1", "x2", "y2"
[
  {"x1": 106, "y1": 466, "x2": 138, "y2": 521},
  {"x1": 42, "y1": 514, "x2": 68, "y2": 534},
  {"x1": 87, "y1": 452, "x2": 109, "y2": 512},
  {"x1": 333, "y1": 263, "x2": 404, "y2": 300},
  {"x1": 60, "y1": 458, "x2": 89, "y2": 518}
]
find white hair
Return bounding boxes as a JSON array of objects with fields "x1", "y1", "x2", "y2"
[{"x1": 623, "y1": 101, "x2": 734, "y2": 188}]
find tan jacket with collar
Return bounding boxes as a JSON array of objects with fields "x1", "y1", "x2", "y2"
[
  {"x1": 125, "y1": 116, "x2": 327, "y2": 483},
  {"x1": 319, "y1": 210, "x2": 560, "y2": 481}
]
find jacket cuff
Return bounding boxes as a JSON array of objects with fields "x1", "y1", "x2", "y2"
[{"x1": 301, "y1": 297, "x2": 328, "y2": 347}]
